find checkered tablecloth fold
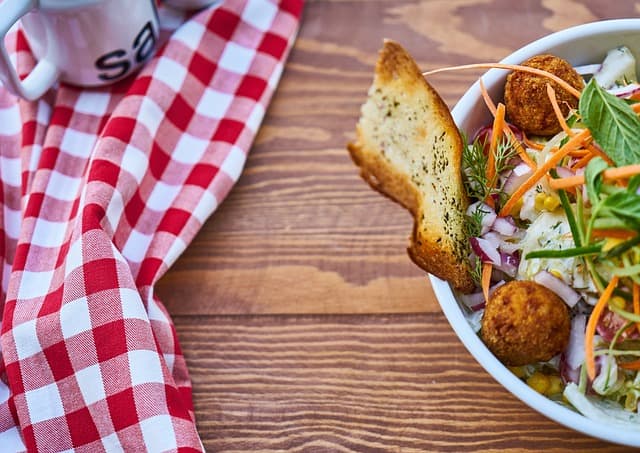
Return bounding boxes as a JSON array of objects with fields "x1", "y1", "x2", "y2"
[{"x1": 0, "y1": 1, "x2": 303, "y2": 450}]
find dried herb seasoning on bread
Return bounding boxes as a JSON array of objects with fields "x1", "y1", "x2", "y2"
[{"x1": 347, "y1": 40, "x2": 475, "y2": 293}]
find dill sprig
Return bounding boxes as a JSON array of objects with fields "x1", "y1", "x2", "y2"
[
  {"x1": 469, "y1": 254, "x2": 483, "y2": 285},
  {"x1": 462, "y1": 133, "x2": 518, "y2": 206},
  {"x1": 464, "y1": 205, "x2": 486, "y2": 286},
  {"x1": 464, "y1": 205, "x2": 484, "y2": 239}
]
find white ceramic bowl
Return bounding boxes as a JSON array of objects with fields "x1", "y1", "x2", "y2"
[{"x1": 431, "y1": 18, "x2": 640, "y2": 447}]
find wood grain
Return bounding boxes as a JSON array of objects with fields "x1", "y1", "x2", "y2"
[
  {"x1": 182, "y1": 314, "x2": 630, "y2": 452},
  {"x1": 154, "y1": 0, "x2": 640, "y2": 450},
  {"x1": 158, "y1": 0, "x2": 640, "y2": 316}
]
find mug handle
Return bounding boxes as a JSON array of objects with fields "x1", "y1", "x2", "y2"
[{"x1": 0, "y1": 0, "x2": 60, "y2": 100}]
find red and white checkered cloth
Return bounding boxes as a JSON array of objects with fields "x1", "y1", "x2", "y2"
[{"x1": 0, "y1": 1, "x2": 302, "y2": 450}]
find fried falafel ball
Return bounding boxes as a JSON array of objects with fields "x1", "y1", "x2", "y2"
[
  {"x1": 504, "y1": 54, "x2": 584, "y2": 136},
  {"x1": 481, "y1": 280, "x2": 570, "y2": 366}
]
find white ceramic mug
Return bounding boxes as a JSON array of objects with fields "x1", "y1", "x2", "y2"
[{"x1": 0, "y1": 0, "x2": 159, "y2": 100}]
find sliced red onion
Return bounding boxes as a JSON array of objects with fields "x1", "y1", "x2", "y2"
[
  {"x1": 498, "y1": 240, "x2": 521, "y2": 255},
  {"x1": 607, "y1": 82, "x2": 640, "y2": 98},
  {"x1": 472, "y1": 122, "x2": 523, "y2": 150},
  {"x1": 565, "y1": 314, "x2": 586, "y2": 370},
  {"x1": 560, "y1": 356, "x2": 581, "y2": 384},
  {"x1": 503, "y1": 162, "x2": 532, "y2": 195},
  {"x1": 491, "y1": 280, "x2": 506, "y2": 292},
  {"x1": 492, "y1": 216, "x2": 518, "y2": 236},
  {"x1": 471, "y1": 125, "x2": 492, "y2": 149},
  {"x1": 596, "y1": 309, "x2": 639, "y2": 342},
  {"x1": 508, "y1": 123, "x2": 524, "y2": 142},
  {"x1": 533, "y1": 270, "x2": 581, "y2": 308},
  {"x1": 470, "y1": 237, "x2": 501, "y2": 265},
  {"x1": 482, "y1": 227, "x2": 522, "y2": 255},
  {"x1": 555, "y1": 166, "x2": 575, "y2": 179},
  {"x1": 481, "y1": 212, "x2": 497, "y2": 235},
  {"x1": 460, "y1": 291, "x2": 485, "y2": 310},
  {"x1": 460, "y1": 280, "x2": 506, "y2": 311},
  {"x1": 481, "y1": 231, "x2": 502, "y2": 249},
  {"x1": 467, "y1": 202, "x2": 496, "y2": 234},
  {"x1": 467, "y1": 200, "x2": 493, "y2": 216},
  {"x1": 496, "y1": 251, "x2": 520, "y2": 277},
  {"x1": 574, "y1": 63, "x2": 601, "y2": 75}
]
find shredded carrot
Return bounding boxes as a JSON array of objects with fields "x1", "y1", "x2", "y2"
[
  {"x1": 567, "y1": 149, "x2": 590, "y2": 157},
  {"x1": 486, "y1": 103, "x2": 505, "y2": 189},
  {"x1": 591, "y1": 229, "x2": 638, "y2": 240},
  {"x1": 546, "y1": 83, "x2": 573, "y2": 136},
  {"x1": 634, "y1": 283, "x2": 640, "y2": 335},
  {"x1": 478, "y1": 78, "x2": 497, "y2": 116},
  {"x1": 481, "y1": 262, "x2": 492, "y2": 303},
  {"x1": 424, "y1": 63, "x2": 582, "y2": 98},
  {"x1": 571, "y1": 153, "x2": 594, "y2": 170},
  {"x1": 485, "y1": 195, "x2": 496, "y2": 210},
  {"x1": 599, "y1": 163, "x2": 640, "y2": 180},
  {"x1": 479, "y1": 78, "x2": 535, "y2": 169},
  {"x1": 585, "y1": 276, "x2": 620, "y2": 381},
  {"x1": 568, "y1": 148, "x2": 588, "y2": 158},
  {"x1": 547, "y1": 174, "x2": 583, "y2": 190},
  {"x1": 498, "y1": 128, "x2": 591, "y2": 216},
  {"x1": 619, "y1": 360, "x2": 640, "y2": 370},
  {"x1": 548, "y1": 163, "x2": 640, "y2": 190},
  {"x1": 633, "y1": 103, "x2": 640, "y2": 113},
  {"x1": 568, "y1": 142, "x2": 613, "y2": 171},
  {"x1": 504, "y1": 126, "x2": 537, "y2": 169},
  {"x1": 586, "y1": 143, "x2": 614, "y2": 165},
  {"x1": 522, "y1": 132, "x2": 544, "y2": 151}
]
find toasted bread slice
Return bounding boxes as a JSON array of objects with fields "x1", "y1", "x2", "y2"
[{"x1": 347, "y1": 40, "x2": 475, "y2": 294}]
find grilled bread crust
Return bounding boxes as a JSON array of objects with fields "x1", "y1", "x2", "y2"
[{"x1": 347, "y1": 40, "x2": 475, "y2": 294}]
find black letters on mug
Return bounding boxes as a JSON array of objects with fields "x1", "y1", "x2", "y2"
[
  {"x1": 95, "y1": 50, "x2": 131, "y2": 81},
  {"x1": 94, "y1": 21, "x2": 156, "y2": 81},
  {"x1": 134, "y1": 21, "x2": 156, "y2": 63}
]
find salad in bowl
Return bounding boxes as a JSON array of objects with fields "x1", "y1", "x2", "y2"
[
  {"x1": 439, "y1": 19, "x2": 640, "y2": 445},
  {"x1": 454, "y1": 41, "x2": 640, "y2": 420},
  {"x1": 349, "y1": 18, "x2": 640, "y2": 447}
]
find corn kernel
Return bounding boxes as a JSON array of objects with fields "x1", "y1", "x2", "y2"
[
  {"x1": 509, "y1": 366, "x2": 526, "y2": 378},
  {"x1": 546, "y1": 375, "x2": 563, "y2": 396},
  {"x1": 534, "y1": 193, "x2": 547, "y2": 211},
  {"x1": 610, "y1": 296, "x2": 627, "y2": 310},
  {"x1": 527, "y1": 372, "x2": 550, "y2": 394},
  {"x1": 603, "y1": 237, "x2": 624, "y2": 252},
  {"x1": 543, "y1": 195, "x2": 560, "y2": 211},
  {"x1": 512, "y1": 197, "x2": 524, "y2": 215},
  {"x1": 549, "y1": 269, "x2": 564, "y2": 280}
]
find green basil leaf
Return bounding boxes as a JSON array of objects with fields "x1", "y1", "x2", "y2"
[
  {"x1": 602, "y1": 191, "x2": 640, "y2": 223},
  {"x1": 584, "y1": 157, "x2": 609, "y2": 203},
  {"x1": 628, "y1": 174, "x2": 640, "y2": 194},
  {"x1": 593, "y1": 216, "x2": 637, "y2": 230},
  {"x1": 579, "y1": 78, "x2": 640, "y2": 166}
]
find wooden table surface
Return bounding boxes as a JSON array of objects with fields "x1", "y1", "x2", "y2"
[{"x1": 156, "y1": 1, "x2": 638, "y2": 451}]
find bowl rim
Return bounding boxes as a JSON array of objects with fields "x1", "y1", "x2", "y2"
[{"x1": 434, "y1": 18, "x2": 640, "y2": 447}]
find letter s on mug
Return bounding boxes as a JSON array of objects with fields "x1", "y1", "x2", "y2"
[{"x1": 95, "y1": 49, "x2": 130, "y2": 81}]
